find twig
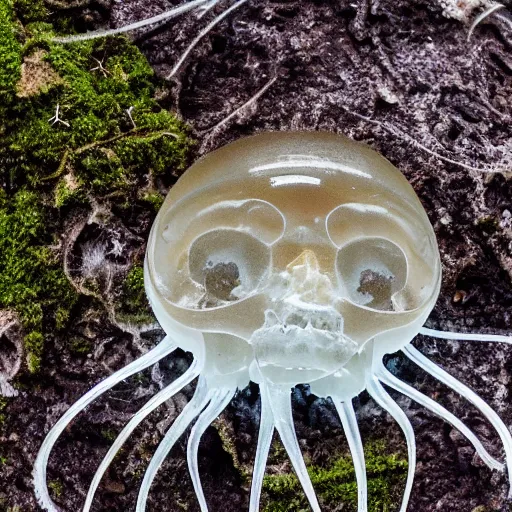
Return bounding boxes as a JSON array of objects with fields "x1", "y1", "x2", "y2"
[
  {"x1": 340, "y1": 105, "x2": 511, "y2": 174},
  {"x1": 48, "y1": 104, "x2": 70, "y2": 127},
  {"x1": 201, "y1": 75, "x2": 277, "y2": 134},
  {"x1": 43, "y1": 129, "x2": 180, "y2": 181}
]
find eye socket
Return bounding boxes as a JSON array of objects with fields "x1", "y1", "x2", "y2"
[
  {"x1": 188, "y1": 228, "x2": 271, "y2": 307},
  {"x1": 161, "y1": 198, "x2": 285, "y2": 247},
  {"x1": 336, "y1": 237, "x2": 408, "y2": 311}
]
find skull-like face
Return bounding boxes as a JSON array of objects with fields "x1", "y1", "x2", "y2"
[{"x1": 145, "y1": 132, "x2": 441, "y2": 391}]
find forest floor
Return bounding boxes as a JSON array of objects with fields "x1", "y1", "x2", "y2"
[{"x1": 2, "y1": 0, "x2": 512, "y2": 511}]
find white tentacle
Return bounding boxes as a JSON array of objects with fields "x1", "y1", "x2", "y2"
[
  {"x1": 136, "y1": 376, "x2": 210, "y2": 512},
  {"x1": 366, "y1": 374, "x2": 416, "y2": 512},
  {"x1": 420, "y1": 327, "x2": 512, "y2": 344},
  {"x1": 264, "y1": 383, "x2": 321, "y2": 512},
  {"x1": 334, "y1": 400, "x2": 367, "y2": 512},
  {"x1": 187, "y1": 387, "x2": 236, "y2": 512},
  {"x1": 53, "y1": 0, "x2": 211, "y2": 43},
  {"x1": 83, "y1": 357, "x2": 201, "y2": 511},
  {"x1": 404, "y1": 345, "x2": 512, "y2": 495},
  {"x1": 377, "y1": 362, "x2": 504, "y2": 473},
  {"x1": 33, "y1": 337, "x2": 177, "y2": 512},
  {"x1": 249, "y1": 387, "x2": 274, "y2": 512}
]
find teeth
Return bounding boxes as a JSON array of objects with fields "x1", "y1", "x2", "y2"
[{"x1": 251, "y1": 308, "x2": 357, "y2": 375}]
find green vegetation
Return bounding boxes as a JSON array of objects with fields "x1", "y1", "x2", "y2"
[
  {"x1": 0, "y1": 0, "x2": 21, "y2": 98},
  {"x1": 48, "y1": 479, "x2": 64, "y2": 498},
  {"x1": 0, "y1": 397, "x2": 8, "y2": 426},
  {"x1": 262, "y1": 440, "x2": 407, "y2": 512},
  {"x1": 0, "y1": 190, "x2": 76, "y2": 372},
  {"x1": 117, "y1": 264, "x2": 154, "y2": 324},
  {"x1": 0, "y1": 2, "x2": 192, "y2": 372}
]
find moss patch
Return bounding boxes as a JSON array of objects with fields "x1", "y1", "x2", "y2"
[
  {"x1": 0, "y1": 5, "x2": 193, "y2": 372},
  {"x1": 262, "y1": 440, "x2": 407, "y2": 512},
  {"x1": 0, "y1": 0, "x2": 21, "y2": 99},
  {"x1": 117, "y1": 264, "x2": 154, "y2": 324},
  {"x1": 0, "y1": 190, "x2": 76, "y2": 371}
]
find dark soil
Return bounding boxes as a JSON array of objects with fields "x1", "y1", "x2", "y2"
[{"x1": 2, "y1": 1, "x2": 512, "y2": 511}]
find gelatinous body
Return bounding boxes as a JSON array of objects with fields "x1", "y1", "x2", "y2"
[{"x1": 34, "y1": 132, "x2": 512, "y2": 512}]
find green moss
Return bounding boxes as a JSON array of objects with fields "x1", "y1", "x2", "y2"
[
  {"x1": 476, "y1": 215, "x2": 499, "y2": 235},
  {"x1": 48, "y1": 479, "x2": 64, "y2": 498},
  {"x1": 13, "y1": 0, "x2": 48, "y2": 24},
  {"x1": 0, "y1": 191, "x2": 77, "y2": 369},
  {"x1": 101, "y1": 428, "x2": 117, "y2": 442},
  {"x1": 0, "y1": 7, "x2": 193, "y2": 373},
  {"x1": 0, "y1": 0, "x2": 21, "y2": 99},
  {"x1": 117, "y1": 264, "x2": 154, "y2": 324},
  {"x1": 68, "y1": 337, "x2": 93, "y2": 355},
  {"x1": 54, "y1": 173, "x2": 85, "y2": 207},
  {"x1": 0, "y1": 397, "x2": 8, "y2": 426},
  {"x1": 262, "y1": 440, "x2": 407, "y2": 512},
  {"x1": 142, "y1": 191, "x2": 165, "y2": 212}
]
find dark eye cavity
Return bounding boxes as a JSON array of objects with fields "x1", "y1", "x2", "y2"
[
  {"x1": 335, "y1": 237, "x2": 408, "y2": 311},
  {"x1": 188, "y1": 228, "x2": 271, "y2": 307}
]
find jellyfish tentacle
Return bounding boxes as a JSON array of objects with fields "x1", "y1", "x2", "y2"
[
  {"x1": 136, "y1": 376, "x2": 211, "y2": 512},
  {"x1": 334, "y1": 400, "x2": 367, "y2": 512},
  {"x1": 420, "y1": 327, "x2": 512, "y2": 344},
  {"x1": 249, "y1": 387, "x2": 275, "y2": 512},
  {"x1": 403, "y1": 345, "x2": 512, "y2": 495},
  {"x1": 33, "y1": 337, "x2": 178, "y2": 512},
  {"x1": 263, "y1": 383, "x2": 321, "y2": 512},
  {"x1": 83, "y1": 356, "x2": 202, "y2": 511},
  {"x1": 52, "y1": 0, "x2": 212, "y2": 43},
  {"x1": 167, "y1": 0, "x2": 249, "y2": 79},
  {"x1": 366, "y1": 374, "x2": 415, "y2": 512},
  {"x1": 377, "y1": 363, "x2": 505, "y2": 472},
  {"x1": 187, "y1": 387, "x2": 236, "y2": 512}
]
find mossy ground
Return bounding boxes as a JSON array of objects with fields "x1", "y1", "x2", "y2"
[
  {"x1": 261, "y1": 439, "x2": 407, "y2": 512},
  {"x1": 0, "y1": 0, "x2": 192, "y2": 374}
]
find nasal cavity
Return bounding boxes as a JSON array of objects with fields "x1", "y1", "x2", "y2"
[{"x1": 286, "y1": 249, "x2": 333, "y2": 305}]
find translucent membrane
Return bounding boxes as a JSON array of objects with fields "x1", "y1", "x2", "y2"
[
  {"x1": 136, "y1": 376, "x2": 210, "y2": 512},
  {"x1": 404, "y1": 345, "x2": 512, "y2": 494},
  {"x1": 83, "y1": 357, "x2": 201, "y2": 511},
  {"x1": 377, "y1": 363, "x2": 504, "y2": 472},
  {"x1": 249, "y1": 390, "x2": 275, "y2": 512},
  {"x1": 366, "y1": 375, "x2": 415, "y2": 512},
  {"x1": 420, "y1": 327, "x2": 512, "y2": 344},
  {"x1": 334, "y1": 400, "x2": 367, "y2": 512},
  {"x1": 53, "y1": 0, "x2": 211, "y2": 43},
  {"x1": 264, "y1": 383, "x2": 321, "y2": 512},
  {"x1": 187, "y1": 388, "x2": 236, "y2": 511},
  {"x1": 33, "y1": 338, "x2": 177, "y2": 512}
]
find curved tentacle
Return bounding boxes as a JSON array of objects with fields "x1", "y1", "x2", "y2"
[
  {"x1": 334, "y1": 400, "x2": 367, "y2": 512},
  {"x1": 420, "y1": 327, "x2": 512, "y2": 344},
  {"x1": 136, "y1": 376, "x2": 211, "y2": 512},
  {"x1": 33, "y1": 337, "x2": 177, "y2": 512},
  {"x1": 249, "y1": 387, "x2": 275, "y2": 512},
  {"x1": 403, "y1": 345, "x2": 512, "y2": 495},
  {"x1": 83, "y1": 357, "x2": 202, "y2": 511},
  {"x1": 264, "y1": 383, "x2": 321, "y2": 512},
  {"x1": 377, "y1": 363, "x2": 504, "y2": 472},
  {"x1": 187, "y1": 387, "x2": 236, "y2": 512},
  {"x1": 366, "y1": 374, "x2": 415, "y2": 512},
  {"x1": 167, "y1": 0, "x2": 249, "y2": 79},
  {"x1": 53, "y1": 0, "x2": 211, "y2": 43}
]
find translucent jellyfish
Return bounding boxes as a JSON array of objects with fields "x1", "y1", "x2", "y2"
[{"x1": 34, "y1": 132, "x2": 512, "y2": 512}]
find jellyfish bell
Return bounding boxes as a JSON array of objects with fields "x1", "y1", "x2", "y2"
[
  {"x1": 34, "y1": 132, "x2": 512, "y2": 512},
  {"x1": 145, "y1": 131, "x2": 442, "y2": 390}
]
